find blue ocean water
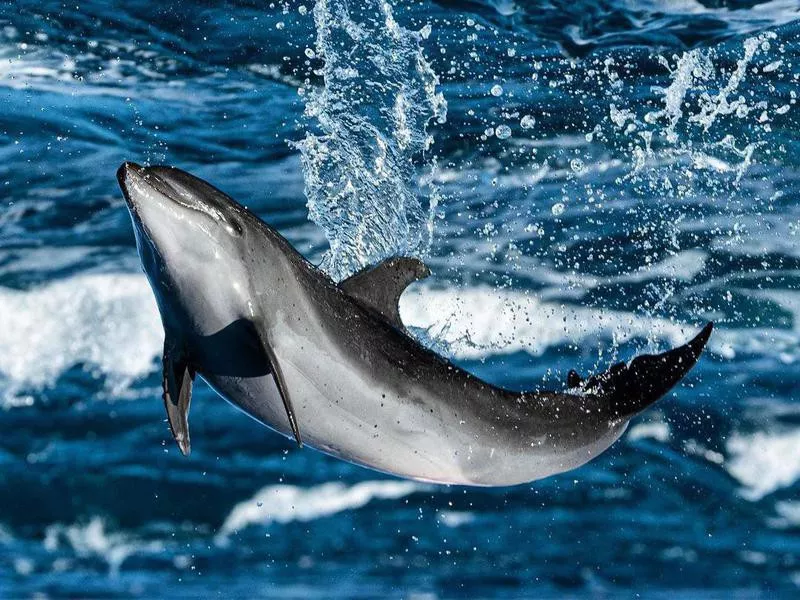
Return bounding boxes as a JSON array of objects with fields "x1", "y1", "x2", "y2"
[{"x1": 1, "y1": 0, "x2": 799, "y2": 597}]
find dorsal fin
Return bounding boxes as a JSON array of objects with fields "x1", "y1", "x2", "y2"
[{"x1": 340, "y1": 257, "x2": 431, "y2": 331}]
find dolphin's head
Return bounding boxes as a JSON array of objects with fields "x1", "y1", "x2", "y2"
[{"x1": 117, "y1": 162, "x2": 251, "y2": 332}]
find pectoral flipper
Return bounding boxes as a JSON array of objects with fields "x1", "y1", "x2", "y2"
[{"x1": 162, "y1": 342, "x2": 195, "y2": 456}]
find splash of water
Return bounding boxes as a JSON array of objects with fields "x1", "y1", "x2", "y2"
[
  {"x1": 585, "y1": 30, "x2": 788, "y2": 331},
  {"x1": 297, "y1": 0, "x2": 446, "y2": 281},
  {"x1": 618, "y1": 31, "x2": 781, "y2": 181},
  {"x1": 646, "y1": 49, "x2": 714, "y2": 143}
]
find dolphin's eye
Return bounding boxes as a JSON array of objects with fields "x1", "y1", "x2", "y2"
[{"x1": 226, "y1": 218, "x2": 243, "y2": 237}]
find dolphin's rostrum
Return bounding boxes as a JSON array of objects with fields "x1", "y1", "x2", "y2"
[{"x1": 117, "y1": 162, "x2": 712, "y2": 486}]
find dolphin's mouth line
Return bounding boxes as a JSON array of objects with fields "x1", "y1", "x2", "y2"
[{"x1": 118, "y1": 162, "x2": 231, "y2": 228}]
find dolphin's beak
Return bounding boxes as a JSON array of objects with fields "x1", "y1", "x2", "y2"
[
  {"x1": 116, "y1": 161, "x2": 226, "y2": 226},
  {"x1": 117, "y1": 161, "x2": 164, "y2": 275},
  {"x1": 117, "y1": 161, "x2": 184, "y2": 220},
  {"x1": 117, "y1": 160, "x2": 142, "y2": 180},
  {"x1": 117, "y1": 161, "x2": 146, "y2": 215},
  {"x1": 117, "y1": 161, "x2": 144, "y2": 189}
]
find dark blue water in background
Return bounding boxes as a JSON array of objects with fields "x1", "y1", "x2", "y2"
[{"x1": 1, "y1": 0, "x2": 799, "y2": 597}]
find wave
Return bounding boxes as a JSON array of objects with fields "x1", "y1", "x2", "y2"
[
  {"x1": 400, "y1": 285, "x2": 798, "y2": 362},
  {"x1": 437, "y1": 510, "x2": 476, "y2": 528},
  {"x1": 623, "y1": 410, "x2": 800, "y2": 505},
  {"x1": 0, "y1": 274, "x2": 161, "y2": 402},
  {"x1": 464, "y1": 0, "x2": 800, "y2": 55},
  {"x1": 44, "y1": 517, "x2": 165, "y2": 576},
  {"x1": 725, "y1": 429, "x2": 800, "y2": 501},
  {"x1": 1, "y1": 272, "x2": 796, "y2": 402},
  {"x1": 0, "y1": 33, "x2": 183, "y2": 97},
  {"x1": 772, "y1": 501, "x2": 800, "y2": 528},
  {"x1": 216, "y1": 480, "x2": 424, "y2": 541},
  {"x1": 627, "y1": 420, "x2": 671, "y2": 443}
]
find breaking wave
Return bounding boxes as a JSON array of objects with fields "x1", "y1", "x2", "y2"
[
  {"x1": 0, "y1": 274, "x2": 160, "y2": 402},
  {"x1": 217, "y1": 480, "x2": 424, "y2": 540},
  {"x1": 1, "y1": 271, "x2": 796, "y2": 403},
  {"x1": 726, "y1": 429, "x2": 800, "y2": 501}
]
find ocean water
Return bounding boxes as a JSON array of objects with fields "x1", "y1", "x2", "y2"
[{"x1": 1, "y1": 0, "x2": 799, "y2": 597}]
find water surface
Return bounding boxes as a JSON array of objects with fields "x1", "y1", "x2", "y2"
[{"x1": 1, "y1": 0, "x2": 799, "y2": 597}]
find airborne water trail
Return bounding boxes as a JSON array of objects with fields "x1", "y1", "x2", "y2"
[{"x1": 297, "y1": 0, "x2": 446, "y2": 280}]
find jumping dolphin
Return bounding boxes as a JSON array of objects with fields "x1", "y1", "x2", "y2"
[{"x1": 117, "y1": 162, "x2": 712, "y2": 486}]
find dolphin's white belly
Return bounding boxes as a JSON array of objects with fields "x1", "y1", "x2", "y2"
[
  {"x1": 200, "y1": 304, "x2": 627, "y2": 486},
  {"x1": 203, "y1": 362, "x2": 474, "y2": 484}
]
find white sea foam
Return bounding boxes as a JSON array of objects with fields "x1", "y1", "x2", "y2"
[
  {"x1": 1, "y1": 272, "x2": 797, "y2": 403},
  {"x1": 217, "y1": 480, "x2": 423, "y2": 541},
  {"x1": 627, "y1": 420, "x2": 671, "y2": 443},
  {"x1": 771, "y1": 501, "x2": 800, "y2": 529},
  {"x1": 44, "y1": 517, "x2": 164, "y2": 576},
  {"x1": 437, "y1": 510, "x2": 475, "y2": 528},
  {"x1": 528, "y1": 249, "x2": 708, "y2": 292},
  {"x1": 0, "y1": 38, "x2": 207, "y2": 103},
  {"x1": 682, "y1": 439, "x2": 725, "y2": 465},
  {"x1": 402, "y1": 285, "x2": 732, "y2": 361},
  {"x1": 0, "y1": 274, "x2": 161, "y2": 401},
  {"x1": 726, "y1": 429, "x2": 800, "y2": 501}
]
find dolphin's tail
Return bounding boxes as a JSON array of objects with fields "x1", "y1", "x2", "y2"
[{"x1": 571, "y1": 323, "x2": 713, "y2": 419}]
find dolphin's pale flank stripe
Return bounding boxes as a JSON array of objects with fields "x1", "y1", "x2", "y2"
[{"x1": 116, "y1": 162, "x2": 712, "y2": 487}]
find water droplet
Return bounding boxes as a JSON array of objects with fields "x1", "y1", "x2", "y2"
[
  {"x1": 570, "y1": 158, "x2": 585, "y2": 174},
  {"x1": 520, "y1": 115, "x2": 536, "y2": 129},
  {"x1": 490, "y1": 84, "x2": 503, "y2": 97},
  {"x1": 551, "y1": 202, "x2": 565, "y2": 216},
  {"x1": 495, "y1": 124, "x2": 512, "y2": 139}
]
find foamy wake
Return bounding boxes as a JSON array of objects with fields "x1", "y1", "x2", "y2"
[
  {"x1": 726, "y1": 430, "x2": 800, "y2": 501},
  {"x1": 400, "y1": 286, "x2": 798, "y2": 363},
  {"x1": 216, "y1": 480, "x2": 423, "y2": 541},
  {"x1": 0, "y1": 274, "x2": 161, "y2": 403},
  {"x1": 44, "y1": 517, "x2": 165, "y2": 576},
  {"x1": 1, "y1": 272, "x2": 797, "y2": 404}
]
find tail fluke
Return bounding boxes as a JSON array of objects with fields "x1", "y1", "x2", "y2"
[{"x1": 578, "y1": 323, "x2": 713, "y2": 419}]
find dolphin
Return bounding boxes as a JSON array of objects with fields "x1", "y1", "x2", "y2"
[{"x1": 117, "y1": 161, "x2": 712, "y2": 486}]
